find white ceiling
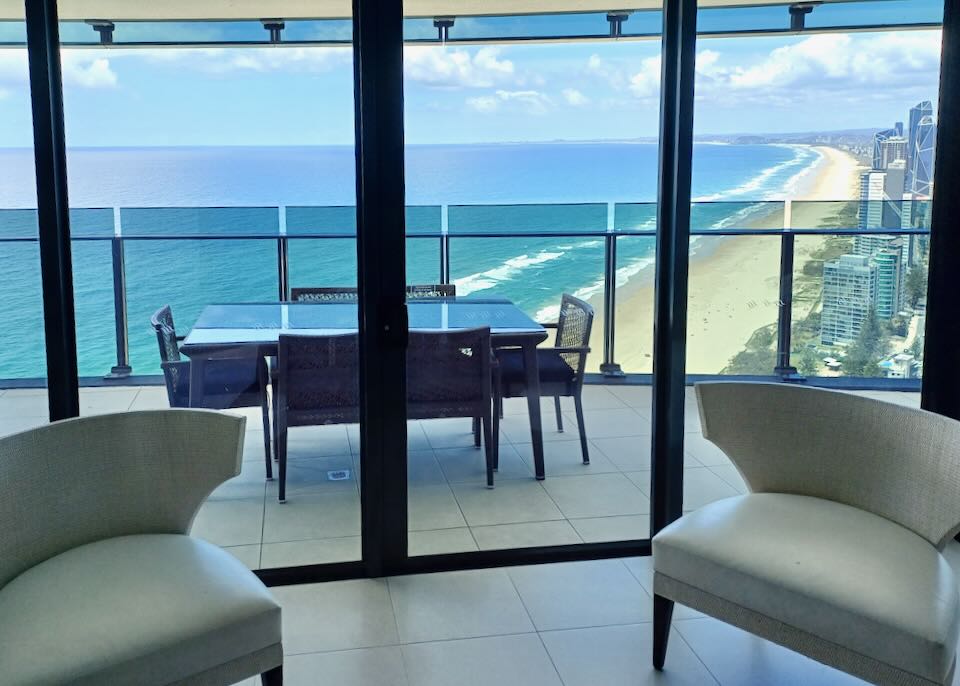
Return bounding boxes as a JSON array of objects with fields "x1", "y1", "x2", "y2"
[{"x1": 0, "y1": 0, "x2": 865, "y2": 22}]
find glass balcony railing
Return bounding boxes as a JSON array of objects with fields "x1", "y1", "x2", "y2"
[{"x1": 0, "y1": 199, "x2": 931, "y2": 384}]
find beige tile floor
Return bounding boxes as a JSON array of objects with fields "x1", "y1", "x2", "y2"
[
  {"x1": 0, "y1": 385, "x2": 933, "y2": 685},
  {"x1": 0, "y1": 384, "x2": 921, "y2": 571},
  {"x1": 225, "y1": 544, "x2": 960, "y2": 686}
]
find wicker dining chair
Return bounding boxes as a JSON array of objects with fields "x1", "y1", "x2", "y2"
[
  {"x1": 289, "y1": 285, "x2": 455, "y2": 302},
  {"x1": 406, "y1": 284, "x2": 457, "y2": 299},
  {"x1": 290, "y1": 287, "x2": 358, "y2": 303},
  {"x1": 408, "y1": 328, "x2": 495, "y2": 487},
  {"x1": 275, "y1": 327, "x2": 495, "y2": 501},
  {"x1": 493, "y1": 293, "x2": 594, "y2": 465},
  {"x1": 275, "y1": 334, "x2": 360, "y2": 502},
  {"x1": 151, "y1": 305, "x2": 275, "y2": 479}
]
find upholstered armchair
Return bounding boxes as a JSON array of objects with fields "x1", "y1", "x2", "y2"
[
  {"x1": 0, "y1": 410, "x2": 283, "y2": 685},
  {"x1": 653, "y1": 382, "x2": 960, "y2": 686}
]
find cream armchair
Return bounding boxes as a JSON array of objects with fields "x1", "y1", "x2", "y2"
[
  {"x1": 0, "y1": 409, "x2": 283, "y2": 686},
  {"x1": 653, "y1": 383, "x2": 960, "y2": 686}
]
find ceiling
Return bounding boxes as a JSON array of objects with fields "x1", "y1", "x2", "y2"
[{"x1": 0, "y1": 0, "x2": 866, "y2": 22}]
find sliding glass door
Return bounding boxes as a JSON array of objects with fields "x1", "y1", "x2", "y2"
[
  {"x1": 46, "y1": 0, "x2": 364, "y2": 573},
  {"x1": 13, "y1": 0, "x2": 946, "y2": 580}
]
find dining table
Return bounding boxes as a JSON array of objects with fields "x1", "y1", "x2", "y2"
[{"x1": 180, "y1": 297, "x2": 551, "y2": 479}]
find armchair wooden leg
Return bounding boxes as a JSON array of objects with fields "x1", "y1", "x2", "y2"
[
  {"x1": 482, "y1": 411, "x2": 494, "y2": 488},
  {"x1": 261, "y1": 664, "x2": 283, "y2": 685},
  {"x1": 259, "y1": 361, "x2": 273, "y2": 479},
  {"x1": 278, "y1": 425, "x2": 288, "y2": 503},
  {"x1": 492, "y1": 398, "x2": 500, "y2": 472},
  {"x1": 272, "y1": 384, "x2": 279, "y2": 462},
  {"x1": 653, "y1": 594, "x2": 674, "y2": 670},
  {"x1": 261, "y1": 400, "x2": 273, "y2": 481},
  {"x1": 574, "y1": 393, "x2": 590, "y2": 464},
  {"x1": 554, "y1": 396, "x2": 564, "y2": 432}
]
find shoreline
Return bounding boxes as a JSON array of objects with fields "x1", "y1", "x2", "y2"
[{"x1": 586, "y1": 145, "x2": 866, "y2": 374}]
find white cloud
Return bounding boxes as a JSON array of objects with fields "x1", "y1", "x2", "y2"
[
  {"x1": 466, "y1": 95, "x2": 499, "y2": 112},
  {"x1": 0, "y1": 50, "x2": 117, "y2": 94},
  {"x1": 628, "y1": 56, "x2": 662, "y2": 99},
  {"x1": 562, "y1": 88, "x2": 588, "y2": 106},
  {"x1": 695, "y1": 32, "x2": 941, "y2": 106},
  {"x1": 466, "y1": 89, "x2": 552, "y2": 114},
  {"x1": 127, "y1": 46, "x2": 350, "y2": 74},
  {"x1": 404, "y1": 46, "x2": 516, "y2": 89},
  {"x1": 586, "y1": 53, "x2": 627, "y2": 90},
  {"x1": 62, "y1": 55, "x2": 117, "y2": 88}
]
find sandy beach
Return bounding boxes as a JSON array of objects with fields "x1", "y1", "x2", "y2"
[{"x1": 587, "y1": 146, "x2": 865, "y2": 374}]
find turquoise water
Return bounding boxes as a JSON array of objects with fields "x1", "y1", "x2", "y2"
[{"x1": 0, "y1": 142, "x2": 819, "y2": 379}]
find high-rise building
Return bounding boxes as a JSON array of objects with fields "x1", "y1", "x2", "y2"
[
  {"x1": 878, "y1": 137, "x2": 909, "y2": 170},
  {"x1": 907, "y1": 101, "x2": 934, "y2": 189},
  {"x1": 873, "y1": 242, "x2": 904, "y2": 320},
  {"x1": 910, "y1": 115, "x2": 936, "y2": 196},
  {"x1": 859, "y1": 171, "x2": 887, "y2": 230},
  {"x1": 821, "y1": 254, "x2": 878, "y2": 346},
  {"x1": 872, "y1": 127, "x2": 900, "y2": 169}
]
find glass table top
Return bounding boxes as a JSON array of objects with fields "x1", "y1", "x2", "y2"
[{"x1": 185, "y1": 297, "x2": 545, "y2": 347}]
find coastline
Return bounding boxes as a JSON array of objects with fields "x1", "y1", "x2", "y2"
[{"x1": 586, "y1": 145, "x2": 866, "y2": 374}]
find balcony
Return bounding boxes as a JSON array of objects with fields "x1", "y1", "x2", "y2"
[{"x1": 0, "y1": 197, "x2": 931, "y2": 566}]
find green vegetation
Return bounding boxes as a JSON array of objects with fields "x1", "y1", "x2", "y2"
[
  {"x1": 842, "y1": 309, "x2": 886, "y2": 377},
  {"x1": 722, "y1": 324, "x2": 777, "y2": 375},
  {"x1": 905, "y1": 265, "x2": 928, "y2": 308},
  {"x1": 724, "y1": 199, "x2": 927, "y2": 380},
  {"x1": 909, "y1": 335, "x2": 924, "y2": 360},
  {"x1": 797, "y1": 347, "x2": 821, "y2": 376}
]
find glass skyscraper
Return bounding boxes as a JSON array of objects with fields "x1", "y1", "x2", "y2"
[
  {"x1": 911, "y1": 116, "x2": 936, "y2": 196},
  {"x1": 907, "y1": 101, "x2": 935, "y2": 195}
]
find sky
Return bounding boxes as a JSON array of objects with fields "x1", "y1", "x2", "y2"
[{"x1": 0, "y1": 29, "x2": 942, "y2": 148}]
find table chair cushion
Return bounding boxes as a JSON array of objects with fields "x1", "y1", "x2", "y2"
[
  {"x1": 653, "y1": 493, "x2": 960, "y2": 685},
  {"x1": 0, "y1": 534, "x2": 282, "y2": 686},
  {"x1": 497, "y1": 349, "x2": 575, "y2": 385}
]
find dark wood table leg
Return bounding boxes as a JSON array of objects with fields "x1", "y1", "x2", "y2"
[{"x1": 522, "y1": 342, "x2": 545, "y2": 480}]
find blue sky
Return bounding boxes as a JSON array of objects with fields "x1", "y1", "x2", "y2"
[{"x1": 0, "y1": 29, "x2": 941, "y2": 147}]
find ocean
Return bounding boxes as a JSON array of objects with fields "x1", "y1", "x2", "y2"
[{"x1": 0, "y1": 141, "x2": 821, "y2": 379}]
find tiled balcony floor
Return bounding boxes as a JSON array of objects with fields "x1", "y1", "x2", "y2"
[
  {"x1": 227, "y1": 545, "x2": 960, "y2": 686},
  {"x1": 0, "y1": 384, "x2": 922, "y2": 570}
]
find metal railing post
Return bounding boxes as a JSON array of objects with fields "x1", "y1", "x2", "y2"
[
  {"x1": 106, "y1": 207, "x2": 131, "y2": 378},
  {"x1": 277, "y1": 205, "x2": 289, "y2": 300},
  {"x1": 600, "y1": 204, "x2": 624, "y2": 376},
  {"x1": 440, "y1": 204, "x2": 450, "y2": 284},
  {"x1": 774, "y1": 200, "x2": 798, "y2": 379}
]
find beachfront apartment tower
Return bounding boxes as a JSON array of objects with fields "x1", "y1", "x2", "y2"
[
  {"x1": 873, "y1": 243, "x2": 904, "y2": 320},
  {"x1": 872, "y1": 122, "x2": 908, "y2": 169},
  {"x1": 878, "y1": 137, "x2": 909, "y2": 170},
  {"x1": 821, "y1": 254, "x2": 878, "y2": 346},
  {"x1": 859, "y1": 171, "x2": 887, "y2": 229},
  {"x1": 872, "y1": 128, "x2": 899, "y2": 169}
]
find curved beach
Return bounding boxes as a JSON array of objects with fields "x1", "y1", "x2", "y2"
[{"x1": 587, "y1": 145, "x2": 865, "y2": 374}]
